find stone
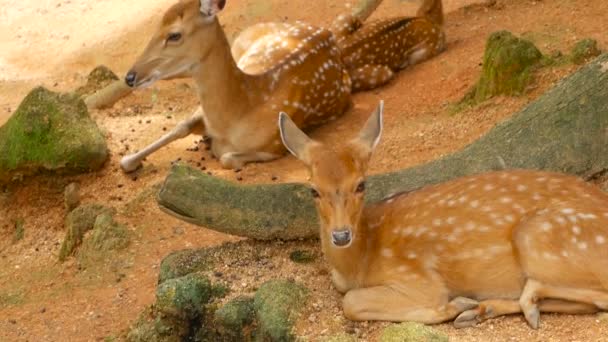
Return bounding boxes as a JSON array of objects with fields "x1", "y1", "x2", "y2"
[
  {"x1": 76, "y1": 212, "x2": 130, "y2": 268},
  {"x1": 213, "y1": 296, "x2": 255, "y2": 340},
  {"x1": 570, "y1": 39, "x2": 601, "y2": 65},
  {"x1": 254, "y1": 279, "x2": 309, "y2": 341},
  {"x1": 0, "y1": 87, "x2": 108, "y2": 183},
  {"x1": 64, "y1": 182, "x2": 80, "y2": 211},
  {"x1": 58, "y1": 204, "x2": 115, "y2": 261},
  {"x1": 380, "y1": 322, "x2": 448, "y2": 342},
  {"x1": 75, "y1": 65, "x2": 119, "y2": 97}
]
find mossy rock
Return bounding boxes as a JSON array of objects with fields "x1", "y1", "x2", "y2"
[
  {"x1": 380, "y1": 322, "x2": 448, "y2": 342},
  {"x1": 289, "y1": 249, "x2": 317, "y2": 264},
  {"x1": 156, "y1": 273, "x2": 225, "y2": 319},
  {"x1": 254, "y1": 279, "x2": 309, "y2": 342},
  {"x1": 323, "y1": 333, "x2": 358, "y2": 342},
  {"x1": 76, "y1": 212, "x2": 130, "y2": 268},
  {"x1": 159, "y1": 249, "x2": 215, "y2": 284},
  {"x1": 213, "y1": 296, "x2": 256, "y2": 340},
  {"x1": 471, "y1": 30, "x2": 542, "y2": 103},
  {"x1": 76, "y1": 65, "x2": 119, "y2": 97},
  {"x1": 126, "y1": 306, "x2": 186, "y2": 342},
  {"x1": 59, "y1": 204, "x2": 115, "y2": 261},
  {"x1": 570, "y1": 39, "x2": 601, "y2": 65},
  {"x1": 0, "y1": 87, "x2": 108, "y2": 183}
]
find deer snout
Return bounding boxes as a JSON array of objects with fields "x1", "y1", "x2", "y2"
[
  {"x1": 331, "y1": 228, "x2": 352, "y2": 247},
  {"x1": 125, "y1": 71, "x2": 137, "y2": 87}
]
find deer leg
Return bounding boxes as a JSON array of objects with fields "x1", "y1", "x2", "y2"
[
  {"x1": 350, "y1": 65, "x2": 395, "y2": 92},
  {"x1": 520, "y1": 278, "x2": 608, "y2": 329},
  {"x1": 342, "y1": 285, "x2": 478, "y2": 323},
  {"x1": 120, "y1": 107, "x2": 205, "y2": 172},
  {"x1": 218, "y1": 151, "x2": 282, "y2": 170},
  {"x1": 454, "y1": 298, "x2": 598, "y2": 328}
]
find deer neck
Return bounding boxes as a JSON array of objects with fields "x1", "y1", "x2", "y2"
[
  {"x1": 322, "y1": 219, "x2": 370, "y2": 283},
  {"x1": 192, "y1": 19, "x2": 256, "y2": 120}
]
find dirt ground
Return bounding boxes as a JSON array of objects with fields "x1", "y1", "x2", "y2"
[{"x1": 1, "y1": 0, "x2": 608, "y2": 341}]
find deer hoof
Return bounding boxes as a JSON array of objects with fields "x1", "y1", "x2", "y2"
[
  {"x1": 451, "y1": 297, "x2": 479, "y2": 311},
  {"x1": 454, "y1": 309, "x2": 479, "y2": 328},
  {"x1": 523, "y1": 305, "x2": 540, "y2": 329},
  {"x1": 120, "y1": 155, "x2": 142, "y2": 173}
]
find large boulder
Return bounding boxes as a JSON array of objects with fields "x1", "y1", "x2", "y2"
[{"x1": 0, "y1": 87, "x2": 108, "y2": 183}]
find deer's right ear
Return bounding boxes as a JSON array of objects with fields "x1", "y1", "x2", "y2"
[
  {"x1": 199, "y1": 0, "x2": 226, "y2": 16},
  {"x1": 278, "y1": 112, "x2": 315, "y2": 165}
]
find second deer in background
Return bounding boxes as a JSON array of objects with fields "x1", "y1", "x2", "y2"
[{"x1": 331, "y1": 0, "x2": 446, "y2": 91}]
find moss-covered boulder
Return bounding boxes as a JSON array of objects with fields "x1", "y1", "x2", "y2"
[
  {"x1": 570, "y1": 39, "x2": 601, "y2": 65},
  {"x1": 58, "y1": 204, "x2": 115, "y2": 261},
  {"x1": 213, "y1": 296, "x2": 255, "y2": 340},
  {"x1": 159, "y1": 249, "x2": 214, "y2": 284},
  {"x1": 126, "y1": 307, "x2": 186, "y2": 342},
  {"x1": 0, "y1": 87, "x2": 108, "y2": 183},
  {"x1": 76, "y1": 212, "x2": 130, "y2": 268},
  {"x1": 469, "y1": 30, "x2": 542, "y2": 103},
  {"x1": 75, "y1": 65, "x2": 119, "y2": 97},
  {"x1": 380, "y1": 322, "x2": 448, "y2": 342},
  {"x1": 156, "y1": 273, "x2": 217, "y2": 319},
  {"x1": 254, "y1": 279, "x2": 309, "y2": 341}
]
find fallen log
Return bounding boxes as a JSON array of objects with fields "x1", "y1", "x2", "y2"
[{"x1": 157, "y1": 54, "x2": 608, "y2": 240}]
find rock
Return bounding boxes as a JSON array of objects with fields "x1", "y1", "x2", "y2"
[
  {"x1": 289, "y1": 249, "x2": 317, "y2": 264},
  {"x1": 570, "y1": 39, "x2": 601, "y2": 65},
  {"x1": 75, "y1": 65, "x2": 119, "y2": 97},
  {"x1": 0, "y1": 87, "x2": 108, "y2": 183},
  {"x1": 158, "y1": 249, "x2": 214, "y2": 284},
  {"x1": 469, "y1": 30, "x2": 542, "y2": 103},
  {"x1": 323, "y1": 333, "x2": 357, "y2": 342},
  {"x1": 126, "y1": 307, "x2": 185, "y2": 342},
  {"x1": 58, "y1": 204, "x2": 115, "y2": 261},
  {"x1": 76, "y1": 212, "x2": 130, "y2": 268},
  {"x1": 13, "y1": 219, "x2": 25, "y2": 243},
  {"x1": 254, "y1": 279, "x2": 309, "y2": 341},
  {"x1": 155, "y1": 273, "x2": 226, "y2": 319},
  {"x1": 213, "y1": 296, "x2": 255, "y2": 340},
  {"x1": 64, "y1": 182, "x2": 80, "y2": 211},
  {"x1": 380, "y1": 322, "x2": 448, "y2": 342}
]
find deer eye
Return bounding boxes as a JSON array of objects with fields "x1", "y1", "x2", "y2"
[
  {"x1": 310, "y1": 188, "x2": 320, "y2": 198},
  {"x1": 167, "y1": 32, "x2": 182, "y2": 42},
  {"x1": 356, "y1": 181, "x2": 366, "y2": 193}
]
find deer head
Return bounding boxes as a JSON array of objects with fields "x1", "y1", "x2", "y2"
[
  {"x1": 125, "y1": 0, "x2": 227, "y2": 87},
  {"x1": 279, "y1": 101, "x2": 383, "y2": 248}
]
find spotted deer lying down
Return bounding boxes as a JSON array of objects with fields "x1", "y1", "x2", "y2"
[
  {"x1": 120, "y1": 0, "x2": 351, "y2": 171},
  {"x1": 278, "y1": 101, "x2": 608, "y2": 328},
  {"x1": 330, "y1": 0, "x2": 446, "y2": 91}
]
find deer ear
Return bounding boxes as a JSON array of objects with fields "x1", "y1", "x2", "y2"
[
  {"x1": 278, "y1": 112, "x2": 316, "y2": 165},
  {"x1": 353, "y1": 100, "x2": 383, "y2": 155},
  {"x1": 199, "y1": 0, "x2": 226, "y2": 16}
]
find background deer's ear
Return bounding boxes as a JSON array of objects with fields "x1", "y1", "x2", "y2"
[
  {"x1": 199, "y1": 0, "x2": 226, "y2": 17},
  {"x1": 352, "y1": 100, "x2": 383, "y2": 157},
  {"x1": 278, "y1": 112, "x2": 316, "y2": 165}
]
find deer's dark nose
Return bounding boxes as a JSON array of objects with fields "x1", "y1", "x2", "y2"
[
  {"x1": 125, "y1": 71, "x2": 137, "y2": 87},
  {"x1": 331, "y1": 228, "x2": 352, "y2": 247}
]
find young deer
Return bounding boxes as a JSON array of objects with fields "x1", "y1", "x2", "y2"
[
  {"x1": 330, "y1": 0, "x2": 446, "y2": 91},
  {"x1": 120, "y1": 0, "x2": 351, "y2": 171},
  {"x1": 278, "y1": 101, "x2": 608, "y2": 328}
]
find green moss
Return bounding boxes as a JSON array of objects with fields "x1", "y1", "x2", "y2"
[
  {"x1": 380, "y1": 322, "x2": 448, "y2": 342},
  {"x1": 289, "y1": 249, "x2": 317, "y2": 264},
  {"x1": 59, "y1": 204, "x2": 115, "y2": 261},
  {"x1": 0, "y1": 87, "x2": 108, "y2": 183},
  {"x1": 213, "y1": 296, "x2": 255, "y2": 340},
  {"x1": 254, "y1": 279, "x2": 309, "y2": 342},
  {"x1": 471, "y1": 31, "x2": 542, "y2": 103},
  {"x1": 570, "y1": 39, "x2": 601, "y2": 65},
  {"x1": 0, "y1": 290, "x2": 25, "y2": 309},
  {"x1": 127, "y1": 306, "x2": 186, "y2": 342}
]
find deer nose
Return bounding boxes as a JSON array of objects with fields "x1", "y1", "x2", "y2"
[
  {"x1": 125, "y1": 71, "x2": 137, "y2": 87},
  {"x1": 331, "y1": 228, "x2": 352, "y2": 247}
]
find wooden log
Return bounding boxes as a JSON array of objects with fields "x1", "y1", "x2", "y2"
[{"x1": 157, "y1": 54, "x2": 608, "y2": 240}]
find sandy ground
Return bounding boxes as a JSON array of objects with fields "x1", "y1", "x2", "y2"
[{"x1": 1, "y1": 0, "x2": 608, "y2": 341}]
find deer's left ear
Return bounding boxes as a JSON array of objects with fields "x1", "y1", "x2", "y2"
[
  {"x1": 351, "y1": 100, "x2": 383, "y2": 158},
  {"x1": 199, "y1": 0, "x2": 226, "y2": 16}
]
